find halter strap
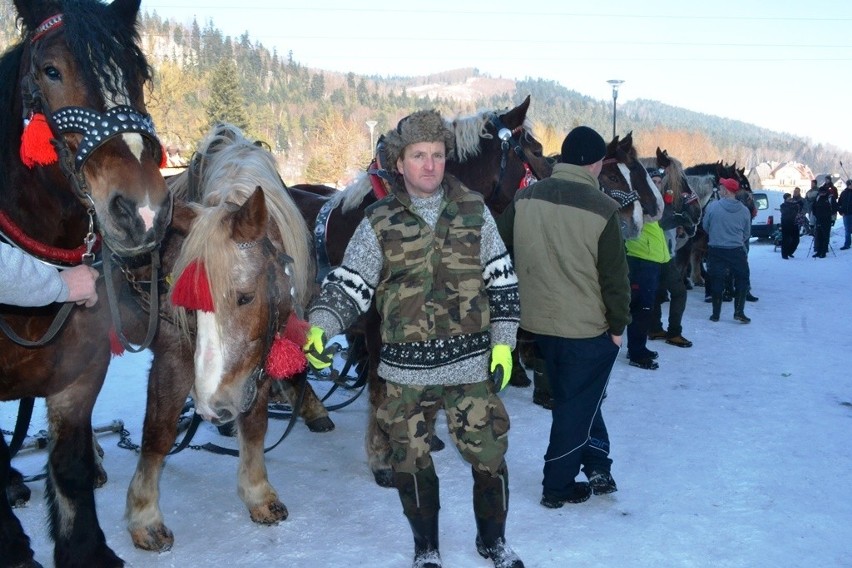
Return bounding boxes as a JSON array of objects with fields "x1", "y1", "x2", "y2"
[{"x1": 31, "y1": 14, "x2": 63, "y2": 42}]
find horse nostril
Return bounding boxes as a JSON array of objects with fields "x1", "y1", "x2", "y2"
[{"x1": 109, "y1": 193, "x2": 137, "y2": 221}]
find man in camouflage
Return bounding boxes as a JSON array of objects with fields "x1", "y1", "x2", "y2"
[{"x1": 305, "y1": 109, "x2": 523, "y2": 568}]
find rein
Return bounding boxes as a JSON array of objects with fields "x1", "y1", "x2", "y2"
[{"x1": 486, "y1": 113, "x2": 540, "y2": 209}]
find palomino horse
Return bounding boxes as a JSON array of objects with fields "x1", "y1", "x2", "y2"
[
  {"x1": 283, "y1": 98, "x2": 553, "y2": 487},
  {"x1": 0, "y1": 0, "x2": 170, "y2": 566},
  {"x1": 119, "y1": 124, "x2": 314, "y2": 552},
  {"x1": 653, "y1": 148, "x2": 703, "y2": 238},
  {"x1": 600, "y1": 132, "x2": 663, "y2": 240}
]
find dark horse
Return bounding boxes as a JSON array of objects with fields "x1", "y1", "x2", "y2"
[
  {"x1": 284, "y1": 97, "x2": 554, "y2": 487},
  {"x1": 0, "y1": 1, "x2": 170, "y2": 566}
]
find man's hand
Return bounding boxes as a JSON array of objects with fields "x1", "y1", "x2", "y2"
[
  {"x1": 489, "y1": 344, "x2": 512, "y2": 391},
  {"x1": 610, "y1": 333, "x2": 623, "y2": 348},
  {"x1": 303, "y1": 325, "x2": 332, "y2": 370},
  {"x1": 60, "y1": 265, "x2": 99, "y2": 307}
]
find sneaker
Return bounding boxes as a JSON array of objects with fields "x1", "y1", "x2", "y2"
[
  {"x1": 734, "y1": 312, "x2": 751, "y2": 324},
  {"x1": 665, "y1": 335, "x2": 693, "y2": 348},
  {"x1": 841, "y1": 246, "x2": 850, "y2": 250},
  {"x1": 628, "y1": 357, "x2": 659, "y2": 370},
  {"x1": 475, "y1": 536, "x2": 524, "y2": 568},
  {"x1": 709, "y1": 313, "x2": 720, "y2": 322},
  {"x1": 626, "y1": 350, "x2": 658, "y2": 360},
  {"x1": 746, "y1": 292, "x2": 759, "y2": 302},
  {"x1": 647, "y1": 329, "x2": 667, "y2": 341},
  {"x1": 540, "y1": 482, "x2": 592, "y2": 508},
  {"x1": 587, "y1": 470, "x2": 618, "y2": 495}
]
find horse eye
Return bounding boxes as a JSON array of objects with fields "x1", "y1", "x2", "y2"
[
  {"x1": 43, "y1": 66, "x2": 61, "y2": 80},
  {"x1": 237, "y1": 293, "x2": 254, "y2": 306}
]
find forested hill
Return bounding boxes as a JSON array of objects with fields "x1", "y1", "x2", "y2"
[{"x1": 1, "y1": 4, "x2": 847, "y2": 185}]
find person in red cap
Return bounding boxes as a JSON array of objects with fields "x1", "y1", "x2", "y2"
[{"x1": 701, "y1": 177, "x2": 753, "y2": 323}]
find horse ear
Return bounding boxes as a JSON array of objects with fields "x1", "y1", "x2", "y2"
[
  {"x1": 656, "y1": 147, "x2": 671, "y2": 168},
  {"x1": 14, "y1": 0, "x2": 53, "y2": 30},
  {"x1": 231, "y1": 186, "x2": 268, "y2": 243},
  {"x1": 499, "y1": 95, "x2": 531, "y2": 129},
  {"x1": 108, "y1": 0, "x2": 142, "y2": 27}
]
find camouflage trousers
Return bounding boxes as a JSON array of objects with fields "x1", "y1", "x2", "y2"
[{"x1": 376, "y1": 380, "x2": 510, "y2": 477}]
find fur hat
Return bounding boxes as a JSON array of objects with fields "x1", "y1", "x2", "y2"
[
  {"x1": 383, "y1": 110, "x2": 455, "y2": 173},
  {"x1": 719, "y1": 177, "x2": 740, "y2": 192},
  {"x1": 560, "y1": 126, "x2": 607, "y2": 166}
]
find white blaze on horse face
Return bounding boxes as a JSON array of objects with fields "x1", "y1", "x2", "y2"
[{"x1": 193, "y1": 310, "x2": 225, "y2": 421}]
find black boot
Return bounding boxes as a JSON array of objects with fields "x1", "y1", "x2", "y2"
[
  {"x1": 733, "y1": 292, "x2": 751, "y2": 323},
  {"x1": 395, "y1": 468, "x2": 442, "y2": 568},
  {"x1": 709, "y1": 296, "x2": 722, "y2": 322},
  {"x1": 473, "y1": 467, "x2": 524, "y2": 568}
]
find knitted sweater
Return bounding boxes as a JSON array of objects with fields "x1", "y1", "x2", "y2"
[{"x1": 309, "y1": 179, "x2": 519, "y2": 386}]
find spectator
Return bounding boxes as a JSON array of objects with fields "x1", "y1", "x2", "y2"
[
  {"x1": 305, "y1": 109, "x2": 523, "y2": 568},
  {"x1": 779, "y1": 193, "x2": 801, "y2": 259},
  {"x1": 1, "y1": 242, "x2": 99, "y2": 307},
  {"x1": 625, "y1": 220, "x2": 668, "y2": 369},
  {"x1": 805, "y1": 179, "x2": 819, "y2": 233},
  {"x1": 702, "y1": 177, "x2": 752, "y2": 323},
  {"x1": 838, "y1": 179, "x2": 852, "y2": 250},
  {"x1": 501, "y1": 125, "x2": 630, "y2": 507},
  {"x1": 812, "y1": 181, "x2": 838, "y2": 258}
]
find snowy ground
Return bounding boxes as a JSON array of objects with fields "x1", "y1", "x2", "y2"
[{"x1": 5, "y1": 227, "x2": 851, "y2": 568}]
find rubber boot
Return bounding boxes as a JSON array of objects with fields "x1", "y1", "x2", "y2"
[
  {"x1": 508, "y1": 347, "x2": 531, "y2": 387},
  {"x1": 709, "y1": 296, "x2": 722, "y2": 322},
  {"x1": 733, "y1": 292, "x2": 751, "y2": 323},
  {"x1": 531, "y1": 355, "x2": 553, "y2": 410},
  {"x1": 395, "y1": 467, "x2": 441, "y2": 568},
  {"x1": 472, "y1": 467, "x2": 524, "y2": 568}
]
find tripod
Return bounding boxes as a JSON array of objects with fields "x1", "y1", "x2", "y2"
[{"x1": 807, "y1": 221, "x2": 837, "y2": 258}]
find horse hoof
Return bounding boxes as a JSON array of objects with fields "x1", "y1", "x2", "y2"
[
  {"x1": 250, "y1": 500, "x2": 289, "y2": 524},
  {"x1": 306, "y1": 416, "x2": 335, "y2": 433},
  {"x1": 373, "y1": 469, "x2": 395, "y2": 488},
  {"x1": 429, "y1": 435, "x2": 446, "y2": 452},
  {"x1": 94, "y1": 464, "x2": 109, "y2": 489},
  {"x1": 6, "y1": 479, "x2": 31, "y2": 507},
  {"x1": 130, "y1": 524, "x2": 175, "y2": 552}
]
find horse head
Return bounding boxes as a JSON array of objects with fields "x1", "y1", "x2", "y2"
[
  {"x1": 8, "y1": 0, "x2": 170, "y2": 257},
  {"x1": 656, "y1": 147, "x2": 702, "y2": 238},
  {"x1": 447, "y1": 95, "x2": 552, "y2": 216},
  {"x1": 169, "y1": 124, "x2": 313, "y2": 426},
  {"x1": 599, "y1": 132, "x2": 659, "y2": 239}
]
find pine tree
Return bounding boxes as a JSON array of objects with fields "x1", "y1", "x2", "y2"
[{"x1": 205, "y1": 58, "x2": 249, "y2": 133}]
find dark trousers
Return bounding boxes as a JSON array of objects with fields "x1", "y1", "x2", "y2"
[
  {"x1": 780, "y1": 221, "x2": 799, "y2": 258},
  {"x1": 707, "y1": 246, "x2": 750, "y2": 298},
  {"x1": 626, "y1": 257, "x2": 660, "y2": 359},
  {"x1": 536, "y1": 333, "x2": 618, "y2": 498},
  {"x1": 813, "y1": 217, "x2": 831, "y2": 255},
  {"x1": 651, "y1": 259, "x2": 687, "y2": 337}
]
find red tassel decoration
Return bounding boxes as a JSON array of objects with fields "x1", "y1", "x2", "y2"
[
  {"x1": 170, "y1": 259, "x2": 215, "y2": 312},
  {"x1": 159, "y1": 144, "x2": 168, "y2": 169},
  {"x1": 266, "y1": 335, "x2": 307, "y2": 379},
  {"x1": 109, "y1": 327, "x2": 125, "y2": 357},
  {"x1": 20, "y1": 113, "x2": 59, "y2": 168},
  {"x1": 283, "y1": 313, "x2": 311, "y2": 345}
]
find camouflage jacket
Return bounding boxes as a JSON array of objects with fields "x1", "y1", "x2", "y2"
[{"x1": 309, "y1": 175, "x2": 519, "y2": 385}]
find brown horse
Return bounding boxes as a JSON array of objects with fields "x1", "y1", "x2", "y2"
[
  {"x1": 118, "y1": 124, "x2": 315, "y2": 553},
  {"x1": 283, "y1": 98, "x2": 553, "y2": 487},
  {"x1": 0, "y1": 1, "x2": 171, "y2": 566}
]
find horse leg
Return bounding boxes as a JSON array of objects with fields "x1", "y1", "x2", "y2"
[
  {"x1": 1, "y1": 433, "x2": 40, "y2": 567},
  {"x1": 126, "y1": 340, "x2": 193, "y2": 552},
  {"x1": 6, "y1": 466, "x2": 31, "y2": 508},
  {"x1": 45, "y1": 374, "x2": 123, "y2": 568},
  {"x1": 271, "y1": 376, "x2": 335, "y2": 433},
  {"x1": 237, "y1": 382, "x2": 288, "y2": 524}
]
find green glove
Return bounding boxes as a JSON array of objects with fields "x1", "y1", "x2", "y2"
[
  {"x1": 489, "y1": 344, "x2": 512, "y2": 391},
  {"x1": 303, "y1": 325, "x2": 332, "y2": 370}
]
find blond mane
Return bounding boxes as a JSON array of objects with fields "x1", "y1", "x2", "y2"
[{"x1": 170, "y1": 124, "x2": 313, "y2": 322}]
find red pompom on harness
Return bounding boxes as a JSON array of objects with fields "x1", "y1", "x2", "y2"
[
  {"x1": 20, "y1": 113, "x2": 59, "y2": 168},
  {"x1": 266, "y1": 314, "x2": 309, "y2": 380},
  {"x1": 170, "y1": 259, "x2": 214, "y2": 312}
]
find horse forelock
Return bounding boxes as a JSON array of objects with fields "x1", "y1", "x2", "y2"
[
  {"x1": 60, "y1": 0, "x2": 151, "y2": 108},
  {"x1": 453, "y1": 111, "x2": 490, "y2": 163},
  {"x1": 174, "y1": 125, "x2": 314, "y2": 312}
]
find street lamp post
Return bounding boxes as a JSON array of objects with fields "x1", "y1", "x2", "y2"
[
  {"x1": 366, "y1": 120, "x2": 378, "y2": 150},
  {"x1": 606, "y1": 79, "x2": 624, "y2": 139}
]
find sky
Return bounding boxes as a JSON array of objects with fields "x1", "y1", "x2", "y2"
[
  {"x1": 6, "y1": 225, "x2": 851, "y2": 567},
  {"x1": 139, "y1": 1, "x2": 852, "y2": 151}
]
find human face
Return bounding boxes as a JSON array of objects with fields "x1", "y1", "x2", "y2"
[
  {"x1": 397, "y1": 141, "x2": 446, "y2": 198},
  {"x1": 651, "y1": 176, "x2": 663, "y2": 191}
]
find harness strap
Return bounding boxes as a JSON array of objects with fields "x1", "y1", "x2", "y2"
[
  {"x1": 7, "y1": 397, "x2": 35, "y2": 457},
  {"x1": 0, "y1": 302, "x2": 75, "y2": 347},
  {"x1": 313, "y1": 199, "x2": 335, "y2": 284},
  {"x1": 102, "y1": 246, "x2": 160, "y2": 353}
]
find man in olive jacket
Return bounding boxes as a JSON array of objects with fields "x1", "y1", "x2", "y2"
[{"x1": 499, "y1": 125, "x2": 630, "y2": 507}]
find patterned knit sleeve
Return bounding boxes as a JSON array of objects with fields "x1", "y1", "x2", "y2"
[
  {"x1": 308, "y1": 218, "x2": 381, "y2": 338},
  {"x1": 480, "y1": 209, "x2": 520, "y2": 348}
]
